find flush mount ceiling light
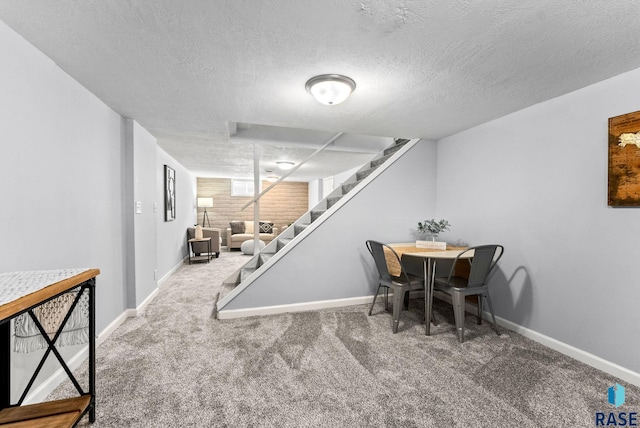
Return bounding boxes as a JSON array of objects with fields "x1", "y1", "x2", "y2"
[
  {"x1": 305, "y1": 74, "x2": 356, "y2": 105},
  {"x1": 265, "y1": 175, "x2": 280, "y2": 182},
  {"x1": 276, "y1": 161, "x2": 295, "y2": 170}
]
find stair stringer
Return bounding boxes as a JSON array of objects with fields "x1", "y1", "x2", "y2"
[
  {"x1": 218, "y1": 147, "x2": 388, "y2": 288},
  {"x1": 216, "y1": 138, "x2": 418, "y2": 308},
  {"x1": 217, "y1": 139, "x2": 437, "y2": 318},
  {"x1": 234, "y1": 138, "x2": 403, "y2": 262},
  {"x1": 217, "y1": 139, "x2": 413, "y2": 294}
]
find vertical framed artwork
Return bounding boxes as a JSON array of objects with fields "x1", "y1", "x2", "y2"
[
  {"x1": 164, "y1": 165, "x2": 176, "y2": 221},
  {"x1": 608, "y1": 110, "x2": 640, "y2": 206}
]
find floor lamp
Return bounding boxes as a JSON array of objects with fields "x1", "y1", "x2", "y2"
[{"x1": 197, "y1": 197, "x2": 213, "y2": 228}]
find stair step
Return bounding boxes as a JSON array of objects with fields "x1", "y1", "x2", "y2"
[
  {"x1": 341, "y1": 181, "x2": 360, "y2": 194},
  {"x1": 371, "y1": 153, "x2": 392, "y2": 168},
  {"x1": 277, "y1": 238, "x2": 292, "y2": 251},
  {"x1": 240, "y1": 267, "x2": 256, "y2": 281},
  {"x1": 258, "y1": 253, "x2": 273, "y2": 265},
  {"x1": 293, "y1": 224, "x2": 309, "y2": 236},
  {"x1": 383, "y1": 139, "x2": 409, "y2": 156},
  {"x1": 310, "y1": 210, "x2": 325, "y2": 222},
  {"x1": 356, "y1": 168, "x2": 376, "y2": 181},
  {"x1": 326, "y1": 196, "x2": 342, "y2": 208}
]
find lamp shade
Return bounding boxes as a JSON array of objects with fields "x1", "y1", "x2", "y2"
[
  {"x1": 305, "y1": 74, "x2": 356, "y2": 105},
  {"x1": 197, "y1": 197, "x2": 213, "y2": 208}
]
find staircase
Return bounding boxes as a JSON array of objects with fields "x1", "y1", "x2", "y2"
[{"x1": 218, "y1": 138, "x2": 415, "y2": 298}]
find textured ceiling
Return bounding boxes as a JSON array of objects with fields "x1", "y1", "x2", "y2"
[{"x1": 2, "y1": 1, "x2": 640, "y2": 181}]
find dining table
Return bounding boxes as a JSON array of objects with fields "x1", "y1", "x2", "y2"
[{"x1": 387, "y1": 243, "x2": 473, "y2": 335}]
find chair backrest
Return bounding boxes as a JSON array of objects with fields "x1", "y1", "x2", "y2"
[
  {"x1": 453, "y1": 245, "x2": 504, "y2": 288},
  {"x1": 366, "y1": 240, "x2": 408, "y2": 283}
]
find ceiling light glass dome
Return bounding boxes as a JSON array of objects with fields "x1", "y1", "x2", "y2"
[{"x1": 305, "y1": 74, "x2": 356, "y2": 105}]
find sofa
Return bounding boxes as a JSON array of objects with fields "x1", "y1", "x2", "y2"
[
  {"x1": 186, "y1": 227, "x2": 221, "y2": 258},
  {"x1": 226, "y1": 221, "x2": 278, "y2": 250}
]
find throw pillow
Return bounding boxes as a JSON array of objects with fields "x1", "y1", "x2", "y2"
[
  {"x1": 230, "y1": 221, "x2": 245, "y2": 235},
  {"x1": 259, "y1": 221, "x2": 274, "y2": 234},
  {"x1": 244, "y1": 221, "x2": 254, "y2": 234}
]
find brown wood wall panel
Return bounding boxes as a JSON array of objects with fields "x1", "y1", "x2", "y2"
[
  {"x1": 196, "y1": 178, "x2": 309, "y2": 245},
  {"x1": 608, "y1": 110, "x2": 640, "y2": 206}
]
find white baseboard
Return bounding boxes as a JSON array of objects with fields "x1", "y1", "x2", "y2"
[
  {"x1": 97, "y1": 309, "x2": 134, "y2": 348},
  {"x1": 23, "y1": 297, "x2": 151, "y2": 404},
  {"x1": 22, "y1": 343, "x2": 91, "y2": 405},
  {"x1": 158, "y1": 259, "x2": 185, "y2": 287},
  {"x1": 25, "y1": 289, "x2": 640, "y2": 405},
  {"x1": 220, "y1": 292, "x2": 640, "y2": 388},
  {"x1": 133, "y1": 287, "x2": 159, "y2": 316},
  {"x1": 453, "y1": 297, "x2": 640, "y2": 388},
  {"x1": 451, "y1": 297, "x2": 640, "y2": 388},
  {"x1": 493, "y1": 314, "x2": 640, "y2": 388},
  {"x1": 217, "y1": 295, "x2": 374, "y2": 319}
]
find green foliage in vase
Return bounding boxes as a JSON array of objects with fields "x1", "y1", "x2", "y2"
[{"x1": 417, "y1": 219, "x2": 451, "y2": 234}]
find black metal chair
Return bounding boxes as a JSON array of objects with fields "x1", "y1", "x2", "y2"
[
  {"x1": 433, "y1": 244, "x2": 504, "y2": 343},
  {"x1": 366, "y1": 240, "x2": 424, "y2": 333}
]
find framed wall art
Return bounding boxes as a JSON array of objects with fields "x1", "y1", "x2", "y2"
[
  {"x1": 608, "y1": 110, "x2": 640, "y2": 206},
  {"x1": 164, "y1": 165, "x2": 176, "y2": 221}
]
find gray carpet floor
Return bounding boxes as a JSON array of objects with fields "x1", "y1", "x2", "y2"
[{"x1": 48, "y1": 249, "x2": 638, "y2": 427}]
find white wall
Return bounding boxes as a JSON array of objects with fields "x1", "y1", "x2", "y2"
[
  {"x1": 308, "y1": 179, "x2": 320, "y2": 208},
  {"x1": 0, "y1": 20, "x2": 127, "y2": 400},
  {"x1": 308, "y1": 165, "x2": 365, "y2": 208},
  {"x1": 224, "y1": 140, "x2": 437, "y2": 308},
  {"x1": 333, "y1": 165, "x2": 361, "y2": 189},
  {"x1": 132, "y1": 122, "x2": 158, "y2": 306},
  {"x1": 157, "y1": 147, "x2": 197, "y2": 281},
  {"x1": 125, "y1": 122, "x2": 196, "y2": 301},
  {"x1": 437, "y1": 67, "x2": 640, "y2": 374},
  {"x1": 0, "y1": 19, "x2": 128, "y2": 347},
  {"x1": 0, "y1": 19, "x2": 197, "y2": 401}
]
